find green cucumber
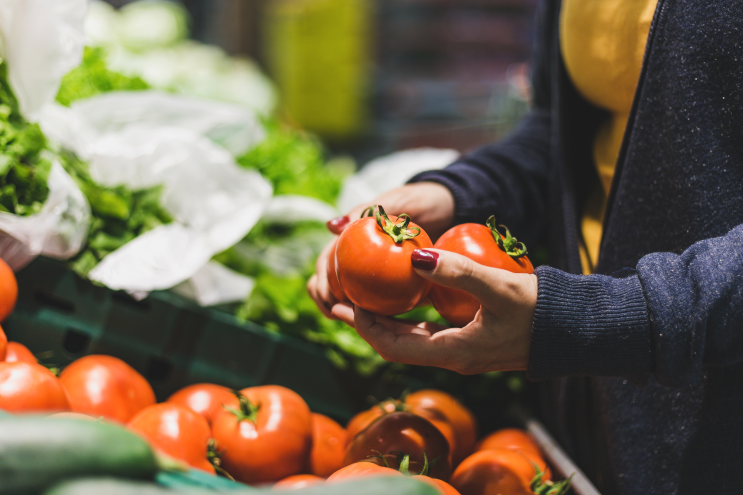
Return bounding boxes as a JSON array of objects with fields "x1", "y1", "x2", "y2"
[
  {"x1": 45, "y1": 476, "x2": 442, "y2": 495},
  {"x1": 0, "y1": 416, "x2": 159, "y2": 494}
]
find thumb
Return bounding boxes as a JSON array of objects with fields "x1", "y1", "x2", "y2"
[{"x1": 411, "y1": 248, "x2": 516, "y2": 305}]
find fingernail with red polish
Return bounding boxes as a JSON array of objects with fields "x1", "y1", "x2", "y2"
[
  {"x1": 411, "y1": 249, "x2": 438, "y2": 271},
  {"x1": 327, "y1": 216, "x2": 350, "y2": 234}
]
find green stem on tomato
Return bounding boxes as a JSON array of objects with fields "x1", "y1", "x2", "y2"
[
  {"x1": 207, "y1": 439, "x2": 235, "y2": 481},
  {"x1": 224, "y1": 390, "x2": 260, "y2": 424},
  {"x1": 486, "y1": 215, "x2": 528, "y2": 259},
  {"x1": 366, "y1": 205, "x2": 421, "y2": 243},
  {"x1": 529, "y1": 461, "x2": 573, "y2": 495}
]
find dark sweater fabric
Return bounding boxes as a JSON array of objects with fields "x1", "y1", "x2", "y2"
[{"x1": 409, "y1": 1, "x2": 743, "y2": 493}]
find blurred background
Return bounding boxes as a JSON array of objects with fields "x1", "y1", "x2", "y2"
[{"x1": 100, "y1": 0, "x2": 536, "y2": 161}]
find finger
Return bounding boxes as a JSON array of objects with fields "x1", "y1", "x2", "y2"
[
  {"x1": 315, "y1": 241, "x2": 336, "y2": 303},
  {"x1": 326, "y1": 215, "x2": 350, "y2": 235},
  {"x1": 411, "y1": 248, "x2": 518, "y2": 307},
  {"x1": 349, "y1": 306, "x2": 462, "y2": 367},
  {"x1": 307, "y1": 274, "x2": 336, "y2": 319}
]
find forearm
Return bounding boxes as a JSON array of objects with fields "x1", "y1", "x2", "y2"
[{"x1": 528, "y1": 223, "x2": 743, "y2": 387}]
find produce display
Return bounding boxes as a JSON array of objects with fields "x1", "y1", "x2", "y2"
[
  {"x1": 0, "y1": 3, "x2": 582, "y2": 494},
  {"x1": 0, "y1": 256, "x2": 572, "y2": 494}
]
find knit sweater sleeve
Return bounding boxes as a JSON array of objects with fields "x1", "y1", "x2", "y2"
[{"x1": 528, "y1": 223, "x2": 743, "y2": 387}]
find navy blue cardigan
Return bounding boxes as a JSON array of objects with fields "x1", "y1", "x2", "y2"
[{"x1": 411, "y1": 1, "x2": 743, "y2": 493}]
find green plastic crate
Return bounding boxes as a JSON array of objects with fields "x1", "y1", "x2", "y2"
[{"x1": 4, "y1": 257, "x2": 356, "y2": 421}]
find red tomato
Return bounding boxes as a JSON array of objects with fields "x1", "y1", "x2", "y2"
[
  {"x1": 326, "y1": 462, "x2": 403, "y2": 482},
  {"x1": 272, "y1": 474, "x2": 324, "y2": 490},
  {"x1": 128, "y1": 403, "x2": 214, "y2": 473},
  {"x1": 344, "y1": 412, "x2": 451, "y2": 481},
  {"x1": 4, "y1": 341, "x2": 36, "y2": 364},
  {"x1": 326, "y1": 239, "x2": 349, "y2": 303},
  {"x1": 449, "y1": 449, "x2": 545, "y2": 495},
  {"x1": 167, "y1": 383, "x2": 234, "y2": 427},
  {"x1": 0, "y1": 325, "x2": 6, "y2": 361},
  {"x1": 429, "y1": 220, "x2": 533, "y2": 327},
  {"x1": 59, "y1": 355, "x2": 156, "y2": 423},
  {"x1": 0, "y1": 258, "x2": 17, "y2": 322},
  {"x1": 0, "y1": 362, "x2": 69, "y2": 413},
  {"x1": 335, "y1": 206, "x2": 433, "y2": 316},
  {"x1": 475, "y1": 428, "x2": 541, "y2": 458},
  {"x1": 414, "y1": 476, "x2": 462, "y2": 495},
  {"x1": 310, "y1": 413, "x2": 347, "y2": 477},
  {"x1": 405, "y1": 390, "x2": 478, "y2": 467},
  {"x1": 346, "y1": 400, "x2": 397, "y2": 442},
  {"x1": 211, "y1": 385, "x2": 313, "y2": 484}
]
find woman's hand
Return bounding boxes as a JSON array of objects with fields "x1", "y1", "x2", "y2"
[
  {"x1": 307, "y1": 182, "x2": 455, "y2": 318},
  {"x1": 331, "y1": 249, "x2": 538, "y2": 374}
]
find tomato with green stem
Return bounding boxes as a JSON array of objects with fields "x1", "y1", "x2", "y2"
[
  {"x1": 59, "y1": 355, "x2": 155, "y2": 424},
  {"x1": 167, "y1": 383, "x2": 234, "y2": 427},
  {"x1": 429, "y1": 217, "x2": 534, "y2": 327},
  {"x1": 128, "y1": 403, "x2": 215, "y2": 473},
  {"x1": 450, "y1": 449, "x2": 569, "y2": 495},
  {"x1": 345, "y1": 390, "x2": 476, "y2": 467},
  {"x1": 211, "y1": 385, "x2": 313, "y2": 484},
  {"x1": 335, "y1": 205, "x2": 433, "y2": 316},
  {"x1": 344, "y1": 412, "x2": 451, "y2": 480}
]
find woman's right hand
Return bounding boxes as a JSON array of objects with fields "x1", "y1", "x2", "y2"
[{"x1": 307, "y1": 181, "x2": 456, "y2": 318}]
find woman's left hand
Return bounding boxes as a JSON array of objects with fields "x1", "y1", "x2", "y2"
[{"x1": 331, "y1": 249, "x2": 538, "y2": 374}]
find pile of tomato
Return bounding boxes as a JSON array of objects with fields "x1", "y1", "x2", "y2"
[
  {"x1": 0, "y1": 214, "x2": 570, "y2": 494},
  {"x1": 0, "y1": 333, "x2": 569, "y2": 495}
]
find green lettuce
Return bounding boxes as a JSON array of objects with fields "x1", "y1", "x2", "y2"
[
  {"x1": 56, "y1": 47, "x2": 149, "y2": 107},
  {"x1": 0, "y1": 61, "x2": 51, "y2": 216}
]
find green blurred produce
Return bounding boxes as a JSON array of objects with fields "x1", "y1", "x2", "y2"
[
  {"x1": 56, "y1": 47, "x2": 150, "y2": 107},
  {"x1": 59, "y1": 152, "x2": 172, "y2": 279},
  {"x1": 0, "y1": 62, "x2": 51, "y2": 216},
  {"x1": 0, "y1": 416, "x2": 160, "y2": 495}
]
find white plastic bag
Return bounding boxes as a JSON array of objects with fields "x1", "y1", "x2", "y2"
[
  {"x1": 0, "y1": 160, "x2": 90, "y2": 270},
  {"x1": 0, "y1": 0, "x2": 86, "y2": 121},
  {"x1": 0, "y1": 0, "x2": 90, "y2": 269},
  {"x1": 38, "y1": 91, "x2": 273, "y2": 295},
  {"x1": 70, "y1": 91, "x2": 266, "y2": 157},
  {"x1": 171, "y1": 261, "x2": 255, "y2": 307},
  {"x1": 337, "y1": 148, "x2": 460, "y2": 213}
]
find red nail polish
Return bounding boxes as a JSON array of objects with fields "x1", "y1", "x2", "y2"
[
  {"x1": 411, "y1": 249, "x2": 438, "y2": 271},
  {"x1": 327, "y1": 216, "x2": 350, "y2": 234}
]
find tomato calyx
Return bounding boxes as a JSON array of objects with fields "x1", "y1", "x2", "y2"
[
  {"x1": 367, "y1": 450, "x2": 439, "y2": 477},
  {"x1": 207, "y1": 438, "x2": 235, "y2": 481},
  {"x1": 362, "y1": 205, "x2": 421, "y2": 244},
  {"x1": 223, "y1": 390, "x2": 260, "y2": 424},
  {"x1": 486, "y1": 215, "x2": 528, "y2": 259},
  {"x1": 529, "y1": 461, "x2": 573, "y2": 495}
]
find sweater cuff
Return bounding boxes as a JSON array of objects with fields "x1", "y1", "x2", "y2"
[{"x1": 527, "y1": 266, "x2": 652, "y2": 383}]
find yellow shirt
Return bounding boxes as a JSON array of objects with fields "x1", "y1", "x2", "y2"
[{"x1": 560, "y1": 0, "x2": 658, "y2": 273}]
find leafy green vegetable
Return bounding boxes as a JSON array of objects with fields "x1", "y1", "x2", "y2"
[
  {"x1": 237, "y1": 121, "x2": 352, "y2": 204},
  {"x1": 214, "y1": 220, "x2": 386, "y2": 376},
  {"x1": 60, "y1": 151, "x2": 172, "y2": 278},
  {"x1": 56, "y1": 47, "x2": 149, "y2": 107},
  {"x1": 0, "y1": 61, "x2": 51, "y2": 216}
]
